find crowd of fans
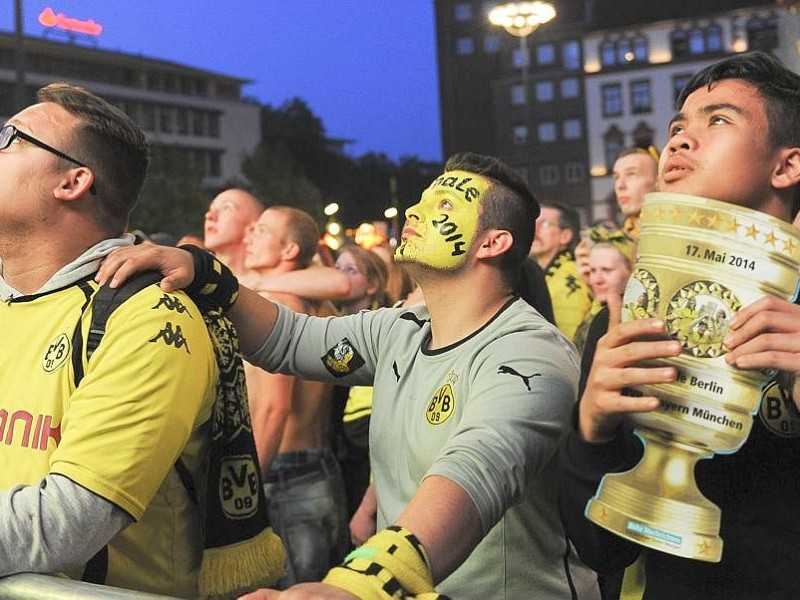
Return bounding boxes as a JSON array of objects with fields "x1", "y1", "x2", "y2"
[{"x1": 3, "y1": 50, "x2": 800, "y2": 600}]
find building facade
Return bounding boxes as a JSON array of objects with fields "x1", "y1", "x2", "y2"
[
  {"x1": 434, "y1": 0, "x2": 591, "y2": 216},
  {"x1": 435, "y1": 0, "x2": 797, "y2": 224},
  {"x1": 0, "y1": 32, "x2": 260, "y2": 189},
  {"x1": 583, "y1": 0, "x2": 785, "y2": 221}
]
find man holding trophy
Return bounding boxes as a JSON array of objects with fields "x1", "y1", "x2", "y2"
[{"x1": 559, "y1": 52, "x2": 800, "y2": 598}]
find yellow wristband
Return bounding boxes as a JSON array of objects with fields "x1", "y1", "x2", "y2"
[{"x1": 323, "y1": 526, "x2": 446, "y2": 599}]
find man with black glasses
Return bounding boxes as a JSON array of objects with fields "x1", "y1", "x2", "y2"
[{"x1": 0, "y1": 84, "x2": 281, "y2": 597}]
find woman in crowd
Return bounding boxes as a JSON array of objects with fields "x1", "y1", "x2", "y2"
[{"x1": 573, "y1": 228, "x2": 635, "y2": 354}]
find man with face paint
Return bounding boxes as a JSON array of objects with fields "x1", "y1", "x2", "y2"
[{"x1": 98, "y1": 152, "x2": 600, "y2": 599}]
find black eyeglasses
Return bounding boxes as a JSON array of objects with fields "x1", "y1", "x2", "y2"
[{"x1": 0, "y1": 124, "x2": 97, "y2": 195}]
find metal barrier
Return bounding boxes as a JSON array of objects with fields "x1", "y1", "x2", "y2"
[{"x1": 0, "y1": 573, "x2": 181, "y2": 599}]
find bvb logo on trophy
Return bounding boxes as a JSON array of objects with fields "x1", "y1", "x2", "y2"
[{"x1": 587, "y1": 193, "x2": 800, "y2": 563}]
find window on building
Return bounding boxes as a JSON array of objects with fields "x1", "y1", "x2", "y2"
[
  {"x1": 538, "y1": 121, "x2": 557, "y2": 143},
  {"x1": 604, "y1": 126, "x2": 625, "y2": 170},
  {"x1": 747, "y1": 16, "x2": 778, "y2": 52},
  {"x1": 600, "y1": 40, "x2": 615, "y2": 67},
  {"x1": 562, "y1": 40, "x2": 581, "y2": 70},
  {"x1": 192, "y1": 110, "x2": 205, "y2": 136},
  {"x1": 177, "y1": 107, "x2": 189, "y2": 135},
  {"x1": 602, "y1": 83, "x2": 623, "y2": 117},
  {"x1": 535, "y1": 80, "x2": 554, "y2": 102},
  {"x1": 632, "y1": 121, "x2": 655, "y2": 149},
  {"x1": 512, "y1": 47, "x2": 530, "y2": 68},
  {"x1": 456, "y1": 37, "x2": 475, "y2": 55},
  {"x1": 671, "y1": 29, "x2": 689, "y2": 59},
  {"x1": 633, "y1": 35, "x2": 648, "y2": 62},
  {"x1": 673, "y1": 73, "x2": 692, "y2": 104},
  {"x1": 630, "y1": 79, "x2": 652, "y2": 114},
  {"x1": 617, "y1": 38, "x2": 632, "y2": 64},
  {"x1": 706, "y1": 24, "x2": 723, "y2": 53},
  {"x1": 455, "y1": 3, "x2": 472, "y2": 21},
  {"x1": 209, "y1": 152, "x2": 222, "y2": 178},
  {"x1": 560, "y1": 77, "x2": 580, "y2": 99},
  {"x1": 512, "y1": 125, "x2": 529, "y2": 145},
  {"x1": 537, "y1": 43, "x2": 555, "y2": 65},
  {"x1": 209, "y1": 113, "x2": 220, "y2": 138},
  {"x1": 159, "y1": 105, "x2": 173, "y2": 134},
  {"x1": 689, "y1": 27, "x2": 705, "y2": 54},
  {"x1": 484, "y1": 34, "x2": 501, "y2": 53},
  {"x1": 146, "y1": 72, "x2": 161, "y2": 91},
  {"x1": 511, "y1": 84, "x2": 527, "y2": 105},
  {"x1": 565, "y1": 162, "x2": 586, "y2": 184},
  {"x1": 563, "y1": 119, "x2": 582, "y2": 140},
  {"x1": 539, "y1": 164, "x2": 560, "y2": 186},
  {"x1": 142, "y1": 104, "x2": 156, "y2": 131}
]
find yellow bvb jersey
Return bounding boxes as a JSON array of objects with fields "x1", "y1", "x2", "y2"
[{"x1": 0, "y1": 277, "x2": 217, "y2": 597}]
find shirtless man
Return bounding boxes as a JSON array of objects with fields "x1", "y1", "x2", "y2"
[{"x1": 243, "y1": 205, "x2": 349, "y2": 587}]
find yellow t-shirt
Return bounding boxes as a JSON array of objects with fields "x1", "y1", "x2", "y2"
[{"x1": 0, "y1": 278, "x2": 216, "y2": 597}]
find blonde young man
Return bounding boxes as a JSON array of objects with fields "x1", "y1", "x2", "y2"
[
  {"x1": 575, "y1": 148, "x2": 658, "y2": 282},
  {"x1": 204, "y1": 187, "x2": 264, "y2": 283},
  {"x1": 100, "y1": 152, "x2": 600, "y2": 599},
  {"x1": 560, "y1": 52, "x2": 800, "y2": 599},
  {"x1": 243, "y1": 205, "x2": 349, "y2": 586}
]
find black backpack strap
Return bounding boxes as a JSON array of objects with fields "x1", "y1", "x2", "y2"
[
  {"x1": 71, "y1": 280, "x2": 96, "y2": 388},
  {"x1": 86, "y1": 271, "x2": 163, "y2": 361},
  {"x1": 69, "y1": 270, "x2": 162, "y2": 585}
]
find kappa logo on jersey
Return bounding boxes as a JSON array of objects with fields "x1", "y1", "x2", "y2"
[
  {"x1": 149, "y1": 322, "x2": 191, "y2": 354},
  {"x1": 151, "y1": 293, "x2": 192, "y2": 317},
  {"x1": 42, "y1": 333, "x2": 70, "y2": 373},
  {"x1": 759, "y1": 380, "x2": 800, "y2": 438},
  {"x1": 426, "y1": 383, "x2": 456, "y2": 425},
  {"x1": 219, "y1": 455, "x2": 259, "y2": 519},
  {"x1": 497, "y1": 365, "x2": 541, "y2": 391},
  {"x1": 321, "y1": 337, "x2": 365, "y2": 378}
]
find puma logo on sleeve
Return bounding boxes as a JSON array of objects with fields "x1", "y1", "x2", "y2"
[{"x1": 497, "y1": 365, "x2": 541, "y2": 391}]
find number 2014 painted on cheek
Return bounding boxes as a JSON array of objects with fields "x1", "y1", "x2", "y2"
[{"x1": 431, "y1": 213, "x2": 466, "y2": 256}]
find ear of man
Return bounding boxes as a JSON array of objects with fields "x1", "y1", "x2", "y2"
[
  {"x1": 475, "y1": 229, "x2": 513, "y2": 260},
  {"x1": 53, "y1": 166, "x2": 94, "y2": 202},
  {"x1": 282, "y1": 241, "x2": 300, "y2": 263},
  {"x1": 770, "y1": 146, "x2": 800, "y2": 191}
]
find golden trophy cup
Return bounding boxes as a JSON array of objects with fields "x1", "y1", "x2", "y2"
[{"x1": 585, "y1": 192, "x2": 800, "y2": 562}]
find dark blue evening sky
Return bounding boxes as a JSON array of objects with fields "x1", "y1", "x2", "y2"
[{"x1": 4, "y1": 1, "x2": 443, "y2": 162}]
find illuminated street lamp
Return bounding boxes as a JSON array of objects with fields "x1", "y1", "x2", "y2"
[
  {"x1": 323, "y1": 201, "x2": 343, "y2": 250},
  {"x1": 384, "y1": 206, "x2": 400, "y2": 248},
  {"x1": 488, "y1": 2, "x2": 556, "y2": 38},
  {"x1": 488, "y1": 2, "x2": 557, "y2": 148}
]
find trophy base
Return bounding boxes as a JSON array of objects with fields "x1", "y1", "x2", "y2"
[{"x1": 586, "y1": 432, "x2": 723, "y2": 563}]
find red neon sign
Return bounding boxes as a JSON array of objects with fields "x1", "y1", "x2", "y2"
[{"x1": 38, "y1": 7, "x2": 103, "y2": 37}]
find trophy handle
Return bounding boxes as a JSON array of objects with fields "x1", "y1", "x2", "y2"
[{"x1": 586, "y1": 429, "x2": 723, "y2": 562}]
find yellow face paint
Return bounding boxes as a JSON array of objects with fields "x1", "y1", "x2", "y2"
[{"x1": 395, "y1": 169, "x2": 491, "y2": 270}]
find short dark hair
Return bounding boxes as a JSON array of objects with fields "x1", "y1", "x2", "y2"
[
  {"x1": 270, "y1": 205, "x2": 320, "y2": 269},
  {"x1": 540, "y1": 200, "x2": 580, "y2": 249},
  {"x1": 678, "y1": 51, "x2": 800, "y2": 151},
  {"x1": 38, "y1": 83, "x2": 149, "y2": 234},
  {"x1": 443, "y1": 151, "x2": 540, "y2": 280}
]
